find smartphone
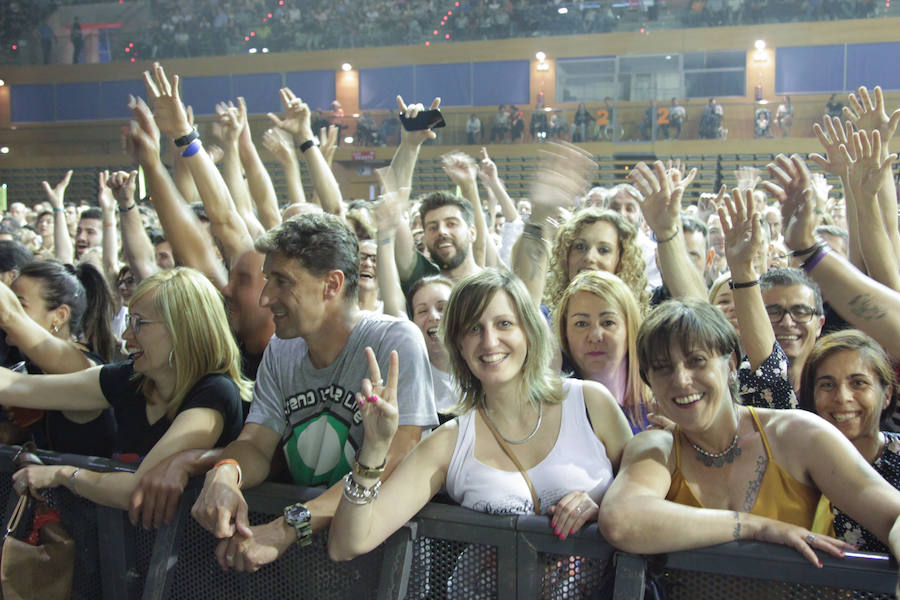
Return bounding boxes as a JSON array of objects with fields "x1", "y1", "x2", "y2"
[{"x1": 399, "y1": 109, "x2": 445, "y2": 131}]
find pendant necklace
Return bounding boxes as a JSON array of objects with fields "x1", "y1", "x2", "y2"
[{"x1": 686, "y1": 433, "x2": 741, "y2": 468}]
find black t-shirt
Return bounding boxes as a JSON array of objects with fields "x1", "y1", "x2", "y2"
[{"x1": 99, "y1": 360, "x2": 243, "y2": 458}]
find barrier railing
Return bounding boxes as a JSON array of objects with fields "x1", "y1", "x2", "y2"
[{"x1": 0, "y1": 445, "x2": 895, "y2": 599}]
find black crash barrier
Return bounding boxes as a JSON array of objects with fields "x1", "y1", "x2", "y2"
[{"x1": 0, "y1": 445, "x2": 895, "y2": 599}]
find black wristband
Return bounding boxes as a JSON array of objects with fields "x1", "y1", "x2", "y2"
[
  {"x1": 791, "y1": 241, "x2": 820, "y2": 257},
  {"x1": 173, "y1": 129, "x2": 199, "y2": 148},
  {"x1": 728, "y1": 279, "x2": 759, "y2": 290},
  {"x1": 298, "y1": 138, "x2": 319, "y2": 153},
  {"x1": 118, "y1": 203, "x2": 136, "y2": 213}
]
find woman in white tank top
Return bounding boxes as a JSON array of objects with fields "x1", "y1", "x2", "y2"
[{"x1": 329, "y1": 268, "x2": 633, "y2": 562}]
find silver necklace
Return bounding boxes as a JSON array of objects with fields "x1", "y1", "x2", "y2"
[
  {"x1": 483, "y1": 401, "x2": 543, "y2": 445},
  {"x1": 686, "y1": 433, "x2": 741, "y2": 468}
]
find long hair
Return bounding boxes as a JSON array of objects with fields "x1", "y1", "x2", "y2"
[
  {"x1": 544, "y1": 208, "x2": 648, "y2": 312},
  {"x1": 130, "y1": 268, "x2": 253, "y2": 418},
  {"x1": 441, "y1": 268, "x2": 562, "y2": 414},
  {"x1": 554, "y1": 270, "x2": 650, "y2": 428},
  {"x1": 799, "y1": 329, "x2": 898, "y2": 428},
  {"x1": 19, "y1": 260, "x2": 116, "y2": 362}
]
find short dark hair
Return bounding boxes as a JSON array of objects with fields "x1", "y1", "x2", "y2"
[
  {"x1": 0, "y1": 240, "x2": 34, "y2": 274},
  {"x1": 419, "y1": 192, "x2": 474, "y2": 229},
  {"x1": 147, "y1": 228, "x2": 166, "y2": 247},
  {"x1": 681, "y1": 215, "x2": 709, "y2": 250},
  {"x1": 254, "y1": 213, "x2": 360, "y2": 300},
  {"x1": 760, "y1": 267, "x2": 823, "y2": 315},
  {"x1": 80, "y1": 207, "x2": 102, "y2": 221},
  {"x1": 814, "y1": 225, "x2": 848, "y2": 243}
]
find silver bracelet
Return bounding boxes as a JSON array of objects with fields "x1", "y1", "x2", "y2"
[
  {"x1": 69, "y1": 468, "x2": 81, "y2": 496},
  {"x1": 342, "y1": 473, "x2": 381, "y2": 505}
]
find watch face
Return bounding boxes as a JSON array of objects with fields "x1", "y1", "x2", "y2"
[{"x1": 285, "y1": 503, "x2": 311, "y2": 524}]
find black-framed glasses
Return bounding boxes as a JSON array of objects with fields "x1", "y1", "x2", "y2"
[
  {"x1": 127, "y1": 314, "x2": 161, "y2": 334},
  {"x1": 765, "y1": 304, "x2": 818, "y2": 324}
]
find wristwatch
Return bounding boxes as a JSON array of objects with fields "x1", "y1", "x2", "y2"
[
  {"x1": 283, "y1": 502, "x2": 313, "y2": 547},
  {"x1": 173, "y1": 128, "x2": 199, "y2": 147}
]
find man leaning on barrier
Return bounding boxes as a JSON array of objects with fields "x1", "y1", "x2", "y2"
[{"x1": 190, "y1": 213, "x2": 437, "y2": 572}]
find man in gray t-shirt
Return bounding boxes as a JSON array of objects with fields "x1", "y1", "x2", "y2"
[{"x1": 192, "y1": 213, "x2": 437, "y2": 572}]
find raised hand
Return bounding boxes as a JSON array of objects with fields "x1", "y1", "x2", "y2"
[
  {"x1": 107, "y1": 170, "x2": 138, "y2": 209},
  {"x1": 810, "y1": 116, "x2": 855, "y2": 176},
  {"x1": 41, "y1": 169, "x2": 73, "y2": 209},
  {"x1": 125, "y1": 96, "x2": 163, "y2": 169},
  {"x1": 318, "y1": 124, "x2": 338, "y2": 166},
  {"x1": 734, "y1": 165, "x2": 761, "y2": 192},
  {"x1": 397, "y1": 95, "x2": 441, "y2": 147},
  {"x1": 718, "y1": 187, "x2": 763, "y2": 278},
  {"x1": 530, "y1": 142, "x2": 596, "y2": 226},
  {"x1": 629, "y1": 160, "x2": 698, "y2": 238},
  {"x1": 355, "y1": 348, "x2": 399, "y2": 463},
  {"x1": 267, "y1": 87, "x2": 313, "y2": 141},
  {"x1": 262, "y1": 127, "x2": 297, "y2": 165},
  {"x1": 843, "y1": 86, "x2": 900, "y2": 152},
  {"x1": 142, "y1": 62, "x2": 192, "y2": 140},
  {"x1": 842, "y1": 129, "x2": 897, "y2": 200},
  {"x1": 97, "y1": 170, "x2": 115, "y2": 213},
  {"x1": 477, "y1": 147, "x2": 499, "y2": 184},
  {"x1": 215, "y1": 100, "x2": 246, "y2": 145},
  {"x1": 441, "y1": 151, "x2": 478, "y2": 190},
  {"x1": 761, "y1": 154, "x2": 817, "y2": 252}
]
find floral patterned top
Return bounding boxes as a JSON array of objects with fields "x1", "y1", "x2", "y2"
[
  {"x1": 831, "y1": 432, "x2": 900, "y2": 555},
  {"x1": 738, "y1": 342, "x2": 797, "y2": 410}
]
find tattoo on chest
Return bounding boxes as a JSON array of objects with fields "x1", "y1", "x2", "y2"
[
  {"x1": 848, "y1": 294, "x2": 887, "y2": 321},
  {"x1": 742, "y1": 455, "x2": 768, "y2": 512}
]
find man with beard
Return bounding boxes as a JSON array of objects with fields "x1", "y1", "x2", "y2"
[{"x1": 397, "y1": 191, "x2": 482, "y2": 297}]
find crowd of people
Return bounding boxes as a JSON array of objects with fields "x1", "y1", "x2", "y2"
[
  {"x1": 1, "y1": 0, "x2": 890, "y2": 66},
  {"x1": 2, "y1": 59, "x2": 900, "y2": 595}
]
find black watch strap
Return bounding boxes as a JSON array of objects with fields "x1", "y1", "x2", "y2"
[
  {"x1": 298, "y1": 138, "x2": 319, "y2": 153},
  {"x1": 173, "y1": 129, "x2": 199, "y2": 147}
]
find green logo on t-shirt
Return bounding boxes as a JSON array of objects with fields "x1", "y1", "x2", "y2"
[{"x1": 284, "y1": 412, "x2": 356, "y2": 487}]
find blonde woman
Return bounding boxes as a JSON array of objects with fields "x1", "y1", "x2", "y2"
[{"x1": 6, "y1": 267, "x2": 251, "y2": 512}]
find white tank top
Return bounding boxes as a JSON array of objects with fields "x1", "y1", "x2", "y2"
[{"x1": 445, "y1": 379, "x2": 614, "y2": 515}]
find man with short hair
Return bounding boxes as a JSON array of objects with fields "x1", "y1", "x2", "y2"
[
  {"x1": 650, "y1": 215, "x2": 714, "y2": 305},
  {"x1": 608, "y1": 183, "x2": 662, "y2": 287},
  {"x1": 7, "y1": 203, "x2": 27, "y2": 228},
  {"x1": 192, "y1": 213, "x2": 436, "y2": 572},
  {"x1": 75, "y1": 207, "x2": 102, "y2": 259},
  {"x1": 0, "y1": 240, "x2": 32, "y2": 367}
]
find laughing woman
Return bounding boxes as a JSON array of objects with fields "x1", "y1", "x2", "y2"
[{"x1": 5, "y1": 267, "x2": 251, "y2": 510}]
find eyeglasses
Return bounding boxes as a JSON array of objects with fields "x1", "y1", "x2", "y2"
[
  {"x1": 127, "y1": 314, "x2": 161, "y2": 334},
  {"x1": 117, "y1": 277, "x2": 136, "y2": 286},
  {"x1": 765, "y1": 304, "x2": 818, "y2": 324}
]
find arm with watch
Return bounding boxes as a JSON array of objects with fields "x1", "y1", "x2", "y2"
[
  {"x1": 267, "y1": 87, "x2": 344, "y2": 217},
  {"x1": 143, "y1": 62, "x2": 254, "y2": 267},
  {"x1": 107, "y1": 170, "x2": 157, "y2": 284}
]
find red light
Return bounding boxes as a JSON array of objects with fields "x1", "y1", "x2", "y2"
[
  {"x1": 250, "y1": 31, "x2": 256, "y2": 36},
  {"x1": 441, "y1": 22, "x2": 445, "y2": 26},
  {"x1": 130, "y1": 57, "x2": 135, "y2": 62},
  {"x1": 455, "y1": 1, "x2": 459, "y2": 5},
  {"x1": 244, "y1": 36, "x2": 250, "y2": 41},
  {"x1": 433, "y1": 30, "x2": 438, "y2": 35},
  {"x1": 268, "y1": 13, "x2": 273, "y2": 18},
  {"x1": 129, "y1": 42, "x2": 134, "y2": 47},
  {"x1": 263, "y1": 17, "x2": 267, "y2": 21},
  {"x1": 425, "y1": 41, "x2": 430, "y2": 46},
  {"x1": 125, "y1": 47, "x2": 130, "y2": 52},
  {"x1": 11, "y1": 45, "x2": 17, "y2": 50},
  {"x1": 279, "y1": 0, "x2": 284, "y2": 4},
  {"x1": 445, "y1": 34, "x2": 450, "y2": 39},
  {"x1": 448, "y1": 10, "x2": 453, "y2": 15},
  {"x1": 640, "y1": 27, "x2": 645, "y2": 33}
]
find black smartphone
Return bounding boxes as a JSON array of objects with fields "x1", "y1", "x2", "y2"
[{"x1": 399, "y1": 108, "x2": 445, "y2": 131}]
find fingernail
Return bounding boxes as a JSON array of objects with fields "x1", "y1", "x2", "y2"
[
  {"x1": 570, "y1": 528, "x2": 575, "y2": 535},
  {"x1": 817, "y1": 560, "x2": 823, "y2": 568},
  {"x1": 554, "y1": 527, "x2": 559, "y2": 535},
  {"x1": 839, "y1": 551, "x2": 845, "y2": 558},
  {"x1": 551, "y1": 521, "x2": 556, "y2": 528}
]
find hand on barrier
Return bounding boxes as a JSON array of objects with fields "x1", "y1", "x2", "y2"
[
  {"x1": 12, "y1": 465, "x2": 64, "y2": 502},
  {"x1": 547, "y1": 490, "x2": 597, "y2": 541},
  {"x1": 191, "y1": 466, "x2": 252, "y2": 539},
  {"x1": 129, "y1": 452, "x2": 191, "y2": 529},
  {"x1": 751, "y1": 516, "x2": 855, "y2": 568},
  {"x1": 215, "y1": 519, "x2": 293, "y2": 573}
]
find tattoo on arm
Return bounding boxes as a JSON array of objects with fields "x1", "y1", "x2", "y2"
[
  {"x1": 848, "y1": 294, "x2": 887, "y2": 321},
  {"x1": 742, "y1": 455, "x2": 768, "y2": 512},
  {"x1": 733, "y1": 511, "x2": 742, "y2": 541}
]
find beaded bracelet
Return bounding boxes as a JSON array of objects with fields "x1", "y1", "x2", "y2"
[{"x1": 342, "y1": 473, "x2": 382, "y2": 505}]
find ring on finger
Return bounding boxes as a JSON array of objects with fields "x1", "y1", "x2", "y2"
[
  {"x1": 226, "y1": 554, "x2": 235, "y2": 564},
  {"x1": 373, "y1": 379, "x2": 384, "y2": 387},
  {"x1": 804, "y1": 534, "x2": 816, "y2": 545}
]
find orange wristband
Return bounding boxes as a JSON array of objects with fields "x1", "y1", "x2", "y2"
[{"x1": 214, "y1": 459, "x2": 242, "y2": 487}]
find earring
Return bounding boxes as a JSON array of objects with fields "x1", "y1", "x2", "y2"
[
  {"x1": 168, "y1": 349, "x2": 175, "y2": 367},
  {"x1": 52, "y1": 324, "x2": 59, "y2": 334}
]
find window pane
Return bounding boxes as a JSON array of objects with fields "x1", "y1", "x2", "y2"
[{"x1": 685, "y1": 71, "x2": 746, "y2": 98}]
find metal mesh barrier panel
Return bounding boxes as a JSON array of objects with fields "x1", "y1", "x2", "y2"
[
  {"x1": 662, "y1": 568, "x2": 894, "y2": 600},
  {"x1": 536, "y1": 553, "x2": 606, "y2": 599},
  {"x1": 405, "y1": 538, "x2": 498, "y2": 600},
  {"x1": 43, "y1": 488, "x2": 104, "y2": 600},
  {"x1": 167, "y1": 509, "x2": 383, "y2": 599}
]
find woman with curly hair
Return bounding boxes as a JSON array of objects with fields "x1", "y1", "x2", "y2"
[{"x1": 544, "y1": 208, "x2": 648, "y2": 313}]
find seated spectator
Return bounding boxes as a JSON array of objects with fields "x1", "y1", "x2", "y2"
[
  {"x1": 572, "y1": 103, "x2": 595, "y2": 143},
  {"x1": 356, "y1": 112, "x2": 378, "y2": 146},
  {"x1": 666, "y1": 98, "x2": 687, "y2": 140},
  {"x1": 530, "y1": 107, "x2": 549, "y2": 141},
  {"x1": 490, "y1": 105, "x2": 511, "y2": 143},
  {"x1": 800, "y1": 329, "x2": 900, "y2": 554},
  {"x1": 466, "y1": 113, "x2": 482, "y2": 145},
  {"x1": 6, "y1": 268, "x2": 250, "y2": 521},
  {"x1": 776, "y1": 96, "x2": 794, "y2": 137},
  {"x1": 329, "y1": 268, "x2": 632, "y2": 562}
]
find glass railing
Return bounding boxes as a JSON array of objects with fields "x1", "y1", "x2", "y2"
[{"x1": 1, "y1": 0, "x2": 897, "y2": 66}]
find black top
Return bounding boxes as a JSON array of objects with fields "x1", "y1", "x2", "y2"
[{"x1": 99, "y1": 360, "x2": 243, "y2": 458}]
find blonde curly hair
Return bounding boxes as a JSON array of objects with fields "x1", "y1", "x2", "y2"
[{"x1": 544, "y1": 208, "x2": 648, "y2": 312}]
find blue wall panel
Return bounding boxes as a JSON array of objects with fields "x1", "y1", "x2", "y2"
[
  {"x1": 845, "y1": 42, "x2": 900, "y2": 91},
  {"x1": 473, "y1": 61, "x2": 529, "y2": 106},
  {"x1": 415, "y1": 63, "x2": 471, "y2": 107},
  {"x1": 10, "y1": 84, "x2": 55, "y2": 123},
  {"x1": 180, "y1": 76, "x2": 232, "y2": 116},
  {"x1": 100, "y1": 80, "x2": 145, "y2": 119},
  {"x1": 232, "y1": 73, "x2": 283, "y2": 114},
  {"x1": 360, "y1": 66, "x2": 414, "y2": 110},
  {"x1": 775, "y1": 45, "x2": 844, "y2": 94},
  {"x1": 56, "y1": 82, "x2": 100, "y2": 120},
  {"x1": 283, "y1": 71, "x2": 335, "y2": 111}
]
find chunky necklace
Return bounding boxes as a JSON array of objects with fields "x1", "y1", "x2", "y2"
[
  {"x1": 483, "y1": 401, "x2": 543, "y2": 445},
  {"x1": 686, "y1": 433, "x2": 741, "y2": 468}
]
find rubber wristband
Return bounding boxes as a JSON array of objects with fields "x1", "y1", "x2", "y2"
[
  {"x1": 298, "y1": 139, "x2": 318, "y2": 153},
  {"x1": 181, "y1": 139, "x2": 202, "y2": 158},
  {"x1": 801, "y1": 246, "x2": 829, "y2": 273},
  {"x1": 118, "y1": 203, "x2": 136, "y2": 213},
  {"x1": 173, "y1": 128, "x2": 199, "y2": 147},
  {"x1": 728, "y1": 279, "x2": 759, "y2": 290},
  {"x1": 791, "y1": 242, "x2": 820, "y2": 257},
  {"x1": 214, "y1": 459, "x2": 242, "y2": 487},
  {"x1": 53, "y1": 207, "x2": 65, "y2": 213}
]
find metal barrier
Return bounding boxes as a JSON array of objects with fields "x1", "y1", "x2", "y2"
[{"x1": 0, "y1": 445, "x2": 895, "y2": 600}]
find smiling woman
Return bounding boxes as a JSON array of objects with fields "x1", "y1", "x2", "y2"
[{"x1": 2, "y1": 268, "x2": 251, "y2": 516}]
